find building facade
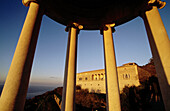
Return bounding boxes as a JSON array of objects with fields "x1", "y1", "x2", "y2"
[{"x1": 76, "y1": 63, "x2": 140, "y2": 93}]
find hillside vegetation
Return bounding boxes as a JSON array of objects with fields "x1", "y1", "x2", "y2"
[{"x1": 24, "y1": 59, "x2": 165, "y2": 111}]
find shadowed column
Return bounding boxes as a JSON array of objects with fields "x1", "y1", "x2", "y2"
[
  {"x1": 0, "y1": 2, "x2": 43, "y2": 111},
  {"x1": 142, "y1": 1, "x2": 170, "y2": 111},
  {"x1": 61, "y1": 24, "x2": 80, "y2": 111},
  {"x1": 102, "y1": 24, "x2": 121, "y2": 111}
]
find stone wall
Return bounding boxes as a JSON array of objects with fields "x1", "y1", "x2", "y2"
[
  {"x1": 76, "y1": 63, "x2": 140, "y2": 94},
  {"x1": 118, "y1": 63, "x2": 140, "y2": 92},
  {"x1": 76, "y1": 69, "x2": 106, "y2": 93}
]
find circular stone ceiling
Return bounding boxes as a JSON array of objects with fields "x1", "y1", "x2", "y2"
[{"x1": 44, "y1": 0, "x2": 149, "y2": 30}]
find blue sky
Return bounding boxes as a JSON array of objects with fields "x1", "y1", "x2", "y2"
[{"x1": 0, "y1": 1, "x2": 169, "y2": 86}]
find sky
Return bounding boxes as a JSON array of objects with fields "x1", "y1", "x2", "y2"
[{"x1": 0, "y1": 1, "x2": 169, "y2": 87}]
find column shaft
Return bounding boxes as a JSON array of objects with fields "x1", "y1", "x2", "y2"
[
  {"x1": 103, "y1": 25, "x2": 121, "y2": 111},
  {"x1": 142, "y1": 6, "x2": 170, "y2": 111},
  {"x1": 61, "y1": 27, "x2": 78, "y2": 111},
  {"x1": 0, "y1": 2, "x2": 43, "y2": 111}
]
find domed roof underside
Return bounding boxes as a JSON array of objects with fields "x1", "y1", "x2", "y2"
[{"x1": 44, "y1": 0, "x2": 149, "y2": 30}]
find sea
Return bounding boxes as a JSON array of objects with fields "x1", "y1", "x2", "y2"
[{"x1": 0, "y1": 85, "x2": 57, "y2": 99}]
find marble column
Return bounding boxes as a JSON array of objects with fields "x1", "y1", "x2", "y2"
[
  {"x1": 142, "y1": 2, "x2": 170, "y2": 111},
  {"x1": 102, "y1": 24, "x2": 121, "y2": 111},
  {"x1": 61, "y1": 24, "x2": 80, "y2": 111},
  {"x1": 0, "y1": 2, "x2": 43, "y2": 111}
]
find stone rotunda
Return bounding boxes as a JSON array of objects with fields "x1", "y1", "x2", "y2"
[{"x1": 0, "y1": 0, "x2": 169, "y2": 111}]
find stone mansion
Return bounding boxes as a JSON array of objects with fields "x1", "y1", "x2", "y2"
[{"x1": 76, "y1": 63, "x2": 140, "y2": 93}]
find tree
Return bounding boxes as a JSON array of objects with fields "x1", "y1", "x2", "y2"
[{"x1": 148, "y1": 57, "x2": 154, "y2": 65}]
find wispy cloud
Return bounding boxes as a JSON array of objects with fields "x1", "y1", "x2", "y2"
[
  {"x1": 49, "y1": 76, "x2": 61, "y2": 79},
  {"x1": 49, "y1": 77, "x2": 58, "y2": 79}
]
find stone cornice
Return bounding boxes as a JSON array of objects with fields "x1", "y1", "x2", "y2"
[
  {"x1": 65, "y1": 23, "x2": 83, "y2": 32},
  {"x1": 148, "y1": 0, "x2": 166, "y2": 9},
  {"x1": 22, "y1": 0, "x2": 41, "y2": 7}
]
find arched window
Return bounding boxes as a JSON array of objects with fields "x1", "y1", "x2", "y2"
[
  {"x1": 101, "y1": 73, "x2": 104, "y2": 80},
  {"x1": 95, "y1": 74, "x2": 97, "y2": 80},
  {"x1": 123, "y1": 74, "x2": 130, "y2": 79},
  {"x1": 79, "y1": 77, "x2": 82, "y2": 80},
  {"x1": 92, "y1": 75, "x2": 94, "y2": 80}
]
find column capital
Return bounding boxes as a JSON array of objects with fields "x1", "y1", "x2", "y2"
[
  {"x1": 100, "y1": 23, "x2": 115, "y2": 35},
  {"x1": 65, "y1": 22, "x2": 83, "y2": 33},
  {"x1": 22, "y1": 0, "x2": 42, "y2": 7},
  {"x1": 148, "y1": 0, "x2": 166, "y2": 9}
]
